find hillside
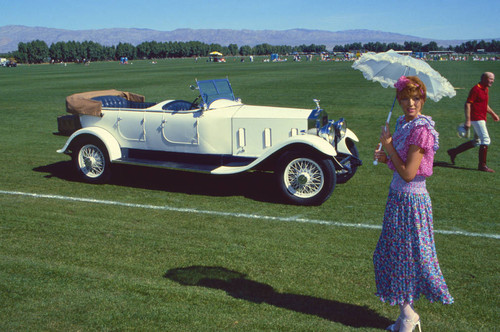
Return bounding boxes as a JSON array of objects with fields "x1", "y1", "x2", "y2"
[{"x1": 0, "y1": 25, "x2": 487, "y2": 53}]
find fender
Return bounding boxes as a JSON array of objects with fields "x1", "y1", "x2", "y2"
[
  {"x1": 213, "y1": 134, "x2": 337, "y2": 175},
  {"x1": 57, "y1": 127, "x2": 122, "y2": 161},
  {"x1": 336, "y1": 128, "x2": 359, "y2": 155}
]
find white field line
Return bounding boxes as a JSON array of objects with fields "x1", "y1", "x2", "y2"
[{"x1": 1, "y1": 190, "x2": 499, "y2": 240}]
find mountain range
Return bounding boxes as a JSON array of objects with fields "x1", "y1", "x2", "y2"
[{"x1": 0, "y1": 25, "x2": 495, "y2": 53}]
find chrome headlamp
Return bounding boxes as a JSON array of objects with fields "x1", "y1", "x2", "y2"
[
  {"x1": 319, "y1": 118, "x2": 346, "y2": 145},
  {"x1": 334, "y1": 118, "x2": 347, "y2": 139},
  {"x1": 319, "y1": 120, "x2": 336, "y2": 144}
]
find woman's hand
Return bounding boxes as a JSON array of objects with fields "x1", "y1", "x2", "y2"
[
  {"x1": 380, "y1": 123, "x2": 393, "y2": 148},
  {"x1": 374, "y1": 123, "x2": 394, "y2": 164},
  {"x1": 374, "y1": 145, "x2": 388, "y2": 164}
]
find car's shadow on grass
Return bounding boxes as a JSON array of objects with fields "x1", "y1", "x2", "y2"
[
  {"x1": 164, "y1": 266, "x2": 392, "y2": 329},
  {"x1": 33, "y1": 161, "x2": 283, "y2": 204}
]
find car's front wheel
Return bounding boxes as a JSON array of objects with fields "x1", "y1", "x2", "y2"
[
  {"x1": 72, "y1": 137, "x2": 111, "y2": 183},
  {"x1": 336, "y1": 139, "x2": 360, "y2": 184},
  {"x1": 275, "y1": 151, "x2": 336, "y2": 206}
]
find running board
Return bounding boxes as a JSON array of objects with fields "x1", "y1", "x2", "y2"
[{"x1": 112, "y1": 157, "x2": 219, "y2": 173}]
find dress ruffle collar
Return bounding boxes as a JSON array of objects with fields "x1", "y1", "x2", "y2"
[{"x1": 394, "y1": 115, "x2": 439, "y2": 151}]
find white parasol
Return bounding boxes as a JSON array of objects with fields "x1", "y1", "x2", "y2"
[{"x1": 352, "y1": 49, "x2": 456, "y2": 164}]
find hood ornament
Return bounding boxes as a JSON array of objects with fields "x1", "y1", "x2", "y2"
[{"x1": 313, "y1": 99, "x2": 321, "y2": 110}]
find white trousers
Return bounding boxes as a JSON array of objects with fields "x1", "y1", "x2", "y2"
[{"x1": 471, "y1": 120, "x2": 491, "y2": 146}]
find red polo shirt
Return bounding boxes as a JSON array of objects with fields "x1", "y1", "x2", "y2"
[{"x1": 467, "y1": 83, "x2": 489, "y2": 121}]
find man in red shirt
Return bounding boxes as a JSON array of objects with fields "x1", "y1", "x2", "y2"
[{"x1": 448, "y1": 72, "x2": 499, "y2": 172}]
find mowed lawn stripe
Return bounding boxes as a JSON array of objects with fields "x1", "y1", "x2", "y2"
[{"x1": 2, "y1": 189, "x2": 498, "y2": 240}]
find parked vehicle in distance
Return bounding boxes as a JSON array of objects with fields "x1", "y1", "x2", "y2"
[
  {"x1": 1, "y1": 59, "x2": 17, "y2": 67},
  {"x1": 57, "y1": 79, "x2": 361, "y2": 205}
]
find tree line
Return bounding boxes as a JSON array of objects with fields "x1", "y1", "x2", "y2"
[
  {"x1": 8, "y1": 40, "x2": 327, "y2": 64},
  {"x1": 6, "y1": 39, "x2": 500, "y2": 64},
  {"x1": 335, "y1": 40, "x2": 500, "y2": 53}
]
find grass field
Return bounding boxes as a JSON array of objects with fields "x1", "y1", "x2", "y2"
[{"x1": 0, "y1": 56, "x2": 499, "y2": 331}]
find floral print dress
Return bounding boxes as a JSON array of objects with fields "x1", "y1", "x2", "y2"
[{"x1": 373, "y1": 115, "x2": 454, "y2": 305}]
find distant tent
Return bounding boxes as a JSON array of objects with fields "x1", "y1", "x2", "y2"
[{"x1": 208, "y1": 51, "x2": 225, "y2": 62}]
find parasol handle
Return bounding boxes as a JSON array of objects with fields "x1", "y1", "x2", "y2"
[
  {"x1": 374, "y1": 97, "x2": 397, "y2": 165},
  {"x1": 373, "y1": 143, "x2": 382, "y2": 165}
]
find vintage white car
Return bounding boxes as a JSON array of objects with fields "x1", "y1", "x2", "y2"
[{"x1": 57, "y1": 79, "x2": 361, "y2": 205}]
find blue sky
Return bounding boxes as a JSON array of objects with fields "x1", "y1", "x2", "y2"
[{"x1": 2, "y1": 0, "x2": 498, "y2": 40}]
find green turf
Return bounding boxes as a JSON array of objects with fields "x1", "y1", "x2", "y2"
[{"x1": 0, "y1": 57, "x2": 499, "y2": 331}]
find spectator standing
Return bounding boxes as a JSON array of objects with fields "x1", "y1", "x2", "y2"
[{"x1": 448, "y1": 72, "x2": 499, "y2": 172}]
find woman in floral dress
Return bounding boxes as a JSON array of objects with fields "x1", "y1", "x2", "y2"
[{"x1": 373, "y1": 76, "x2": 454, "y2": 332}]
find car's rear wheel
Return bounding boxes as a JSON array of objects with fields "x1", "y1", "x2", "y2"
[
  {"x1": 275, "y1": 151, "x2": 336, "y2": 206},
  {"x1": 72, "y1": 137, "x2": 111, "y2": 183}
]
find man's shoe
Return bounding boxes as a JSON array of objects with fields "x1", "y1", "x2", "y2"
[
  {"x1": 478, "y1": 145, "x2": 494, "y2": 172},
  {"x1": 479, "y1": 164, "x2": 495, "y2": 173},
  {"x1": 448, "y1": 141, "x2": 475, "y2": 165}
]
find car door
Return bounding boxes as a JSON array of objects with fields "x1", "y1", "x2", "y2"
[
  {"x1": 115, "y1": 109, "x2": 146, "y2": 146},
  {"x1": 144, "y1": 108, "x2": 202, "y2": 153}
]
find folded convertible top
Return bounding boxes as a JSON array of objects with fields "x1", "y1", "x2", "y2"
[{"x1": 66, "y1": 89, "x2": 145, "y2": 117}]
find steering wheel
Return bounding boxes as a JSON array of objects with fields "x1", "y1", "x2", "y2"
[{"x1": 191, "y1": 95, "x2": 202, "y2": 109}]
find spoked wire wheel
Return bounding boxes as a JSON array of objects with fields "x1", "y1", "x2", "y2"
[
  {"x1": 78, "y1": 144, "x2": 106, "y2": 178},
  {"x1": 284, "y1": 158, "x2": 325, "y2": 198},
  {"x1": 72, "y1": 137, "x2": 111, "y2": 183},
  {"x1": 276, "y1": 151, "x2": 336, "y2": 205}
]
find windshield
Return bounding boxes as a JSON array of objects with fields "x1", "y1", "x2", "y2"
[{"x1": 196, "y1": 79, "x2": 236, "y2": 106}]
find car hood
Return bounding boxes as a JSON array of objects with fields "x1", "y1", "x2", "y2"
[{"x1": 232, "y1": 104, "x2": 314, "y2": 120}]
